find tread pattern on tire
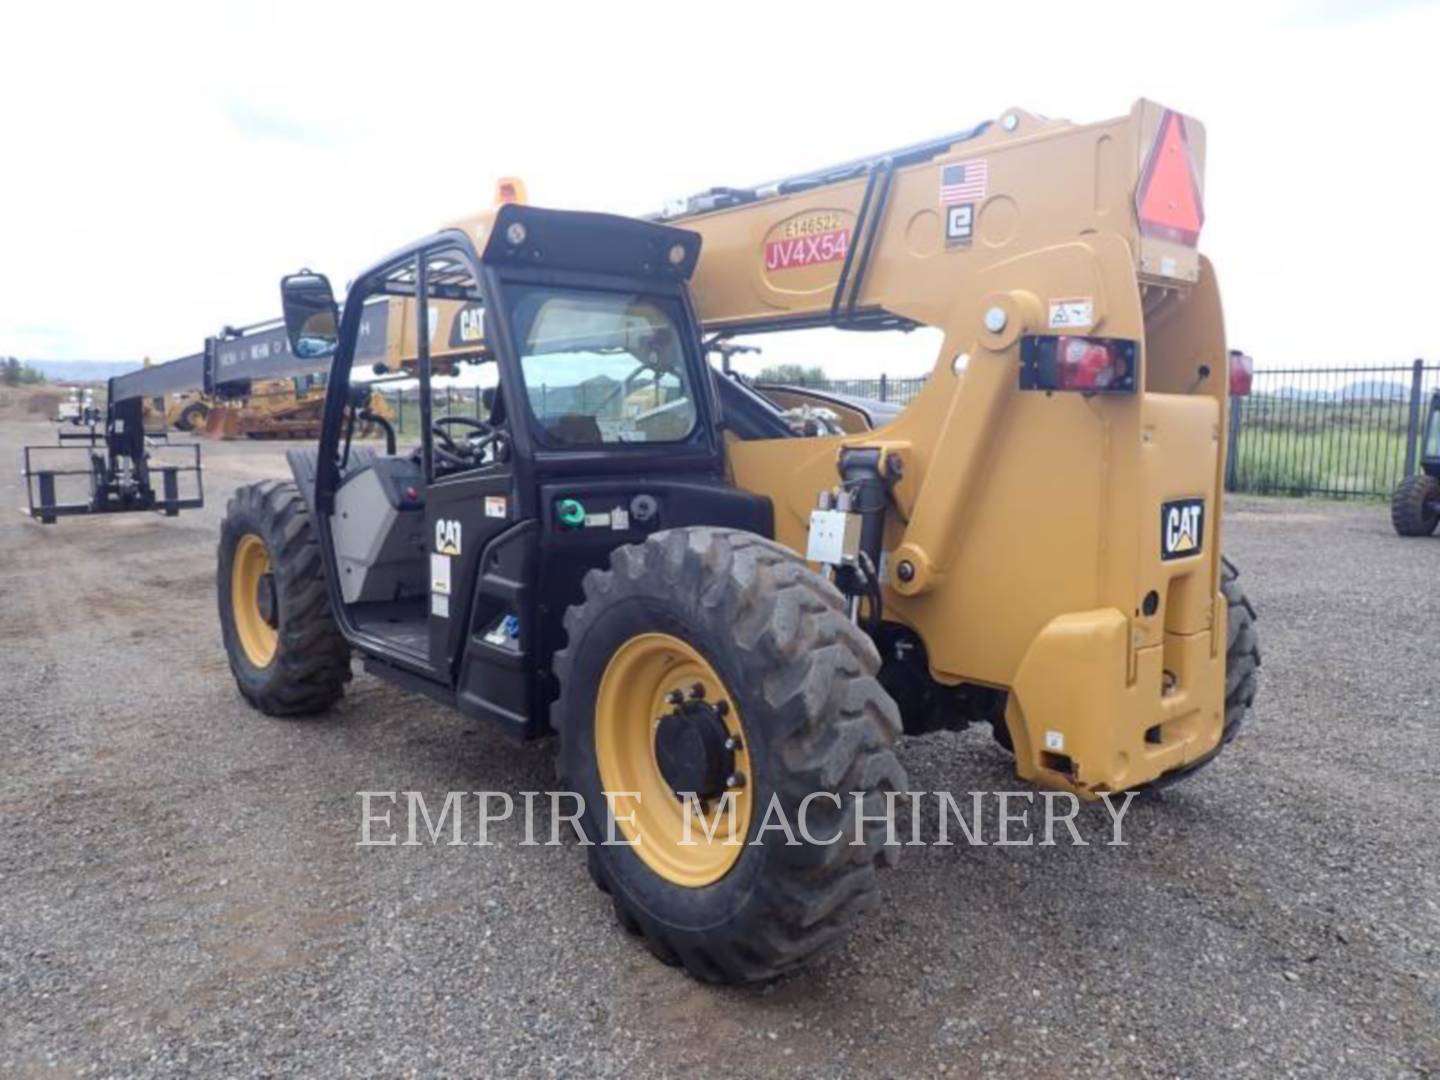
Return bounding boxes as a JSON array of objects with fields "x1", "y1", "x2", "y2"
[
  {"x1": 1220, "y1": 556, "x2": 1260, "y2": 745},
  {"x1": 1390, "y1": 474, "x2": 1440, "y2": 537},
  {"x1": 553, "y1": 527, "x2": 906, "y2": 983},
  {"x1": 219, "y1": 480, "x2": 351, "y2": 717}
]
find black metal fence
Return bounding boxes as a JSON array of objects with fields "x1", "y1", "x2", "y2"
[
  {"x1": 379, "y1": 386, "x2": 489, "y2": 436},
  {"x1": 1226, "y1": 360, "x2": 1437, "y2": 498},
  {"x1": 378, "y1": 361, "x2": 1437, "y2": 500},
  {"x1": 759, "y1": 373, "x2": 930, "y2": 407}
]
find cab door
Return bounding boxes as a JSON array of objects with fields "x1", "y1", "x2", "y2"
[{"x1": 425, "y1": 458, "x2": 517, "y2": 676}]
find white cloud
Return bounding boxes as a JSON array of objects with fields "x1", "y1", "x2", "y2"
[{"x1": 2, "y1": 0, "x2": 1437, "y2": 374}]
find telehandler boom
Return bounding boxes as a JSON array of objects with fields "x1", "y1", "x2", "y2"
[
  {"x1": 214, "y1": 99, "x2": 1259, "y2": 983},
  {"x1": 644, "y1": 99, "x2": 1251, "y2": 796}
]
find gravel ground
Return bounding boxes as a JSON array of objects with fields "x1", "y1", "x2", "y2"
[{"x1": 1, "y1": 418, "x2": 1436, "y2": 1077}]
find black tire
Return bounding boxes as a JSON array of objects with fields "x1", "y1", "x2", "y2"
[
  {"x1": 1390, "y1": 474, "x2": 1440, "y2": 537},
  {"x1": 1219, "y1": 556, "x2": 1260, "y2": 745},
  {"x1": 554, "y1": 528, "x2": 906, "y2": 984},
  {"x1": 176, "y1": 401, "x2": 208, "y2": 432},
  {"x1": 217, "y1": 480, "x2": 351, "y2": 716}
]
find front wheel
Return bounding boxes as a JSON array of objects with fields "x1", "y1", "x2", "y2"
[
  {"x1": 554, "y1": 528, "x2": 906, "y2": 984},
  {"x1": 175, "y1": 401, "x2": 208, "y2": 432},
  {"x1": 217, "y1": 480, "x2": 351, "y2": 716},
  {"x1": 1219, "y1": 556, "x2": 1260, "y2": 745}
]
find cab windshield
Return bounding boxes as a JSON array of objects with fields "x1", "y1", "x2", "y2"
[{"x1": 508, "y1": 286, "x2": 698, "y2": 446}]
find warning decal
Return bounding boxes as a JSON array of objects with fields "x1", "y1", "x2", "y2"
[{"x1": 1048, "y1": 298, "x2": 1094, "y2": 330}]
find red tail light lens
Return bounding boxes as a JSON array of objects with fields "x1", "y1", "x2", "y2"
[
  {"x1": 1019, "y1": 336, "x2": 1137, "y2": 394},
  {"x1": 1056, "y1": 339, "x2": 1125, "y2": 390},
  {"x1": 1228, "y1": 350, "x2": 1253, "y2": 397}
]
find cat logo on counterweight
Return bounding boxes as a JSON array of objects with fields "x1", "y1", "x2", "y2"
[{"x1": 1161, "y1": 498, "x2": 1204, "y2": 560}]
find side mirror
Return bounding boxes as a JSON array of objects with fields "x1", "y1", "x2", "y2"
[{"x1": 280, "y1": 271, "x2": 340, "y2": 361}]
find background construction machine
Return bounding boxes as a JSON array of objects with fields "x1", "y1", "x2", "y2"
[
  {"x1": 150, "y1": 341, "x2": 394, "y2": 440},
  {"x1": 20, "y1": 318, "x2": 386, "y2": 522},
  {"x1": 207, "y1": 98, "x2": 1257, "y2": 984},
  {"x1": 1390, "y1": 389, "x2": 1440, "y2": 535}
]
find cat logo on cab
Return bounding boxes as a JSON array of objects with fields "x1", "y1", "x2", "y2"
[
  {"x1": 1161, "y1": 498, "x2": 1204, "y2": 560},
  {"x1": 436, "y1": 519, "x2": 462, "y2": 556}
]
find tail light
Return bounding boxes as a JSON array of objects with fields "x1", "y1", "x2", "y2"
[
  {"x1": 1019, "y1": 336, "x2": 1137, "y2": 394},
  {"x1": 1228, "y1": 350, "x2": 1254, "y2": 397}
]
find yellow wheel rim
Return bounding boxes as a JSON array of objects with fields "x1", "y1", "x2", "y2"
[
  {"x1": 595, "y1": 633, "x2": 752, "y2": 888},
  {"x1": 231, "y1": 533, "x2": 278, "y2": 668}
]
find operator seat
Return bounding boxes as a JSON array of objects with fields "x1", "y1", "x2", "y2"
[
  {"x1": 548, "y1": 413, "x2": 603, "y2": 445},
  {"x1": 331, "y1": 451, "x2": 426, "y2": 605}
]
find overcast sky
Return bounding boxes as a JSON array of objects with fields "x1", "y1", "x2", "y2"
[{"x1": 3, "y1": 0, "x2": 1437, "y2": 378}]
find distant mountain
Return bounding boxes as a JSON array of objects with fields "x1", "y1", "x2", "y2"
[
  {"x1": 1338, "y1": 379, "x2": 1409, "y2": 402},
  {"x1": 1271, "y1": 379, "x2": 1410, "y2": 403},
  {"x1": 23, "y1": 359, "x2": 142, "y2": 382}
]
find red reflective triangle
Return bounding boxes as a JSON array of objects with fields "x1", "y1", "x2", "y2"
[{"x1": 1136, "y1": 110, "x2": 1203, "y2": 246}]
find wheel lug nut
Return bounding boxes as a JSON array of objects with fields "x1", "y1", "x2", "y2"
[
  {"x1": 689, "y1": 683, "x2": 706, "y2": 699},
  {"x1": 725, "y1": 771, "x2": 746, "y2": 789},
  {"x1": 723, "y1": 735, "x2": 742, "y2": 752},
  {"x1": 666, "y1": 689, "x2": 684, "y2": 705}
]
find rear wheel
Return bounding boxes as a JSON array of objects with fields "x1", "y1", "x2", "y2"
[
  {"x1": 1390, "y1": 474, "x2": 1440, "y2": 536},
  {"x1": 218, "y1": 480, "x2": 351, "y2": 716},
  {"x1": 554, "y1": 528, "x2": 906, "y2": 983}
]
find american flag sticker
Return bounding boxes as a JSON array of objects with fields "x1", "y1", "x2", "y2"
[{"x1": 939, "y1": 160, "x2": 988, "y2": 204}]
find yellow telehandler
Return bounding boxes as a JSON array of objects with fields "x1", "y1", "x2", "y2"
[{"x1": 207, "y1": 99, "x2": 1257, "y2": 983}]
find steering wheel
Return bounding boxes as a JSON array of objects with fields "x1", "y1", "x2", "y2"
[
  {"x1": 430, "y1": 415, "x2": 506, "y2": 471},
  {"x1": 432, "y1": 415, "x2": 491, "y2": 450}
]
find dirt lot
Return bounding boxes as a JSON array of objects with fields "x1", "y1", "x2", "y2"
[{"x1": 1, "y1": 417, "x2": 1436, "y2": 1077}]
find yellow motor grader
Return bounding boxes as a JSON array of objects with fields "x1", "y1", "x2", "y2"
[
  {"x1": 155, "y1": 376, "x2": 394, "y2": 440},
  {"x1": 211, "y1": 99, "x2": 1258, "y2": 983}
]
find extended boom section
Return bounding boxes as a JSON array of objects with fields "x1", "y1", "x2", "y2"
[
  {"x1": 21, "y1": 317, "x2": 333, "y2": 524},
  {"x1": 22, "y1": 395, "x2": 203, "y2": 523}
]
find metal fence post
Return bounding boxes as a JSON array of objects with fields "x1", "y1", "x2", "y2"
[
  {"x1": 1404, "y1": 358, "x2": 1425, "y2": 477},
  {"x1": 879, "y1": 373, "x2": 888, "y2": 402},
  {"x1": 1225, "y1": 395, "x2": 1243, "y2": 493}
]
